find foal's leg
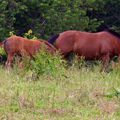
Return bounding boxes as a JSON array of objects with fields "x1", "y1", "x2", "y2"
[
  {"x1": 5, "y1": 54, "x2": 14, "y2": 69},
  {"x1": 101, "y1": 53, "x2": 110, "y2": 72},
  {"x1": 19, "y1": 51, "x2": 32, "y2": 69},
  {"x1": 15, "y1": 55, "x2": 24, "y2": 69}
]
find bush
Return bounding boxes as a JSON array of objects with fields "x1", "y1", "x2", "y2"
[
  {"x1": 23, "y1": 29, "x2": 37, "y2": 39},
  {"x1": 30, "y1": 49, "x2": 66, "y2": 77}
]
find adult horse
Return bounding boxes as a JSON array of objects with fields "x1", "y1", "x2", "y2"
[
  {"x1": 0, "y1": 35, "x2": 57, "y2": 68},
  {"x1": 48, "y1": 30, "x2": 120, "y2": 71}
]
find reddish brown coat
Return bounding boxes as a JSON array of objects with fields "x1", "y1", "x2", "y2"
[
  {"x1": 49, "y1": 30, "x2": 120, "y2": 71},
  {"x1": 2, "y1": 35, "x2": 56, "y2": 68}
]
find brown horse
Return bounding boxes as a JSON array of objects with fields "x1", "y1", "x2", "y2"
[
  {"x1": 48, "y1": 30, "x2": 120, "y2": 71},
  {"x1": 1, "y1": 35, "x2": 56, "y2": 68}
]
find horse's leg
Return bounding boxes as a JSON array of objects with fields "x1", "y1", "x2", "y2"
[
  {"x1": 101, "y1": 53, "x2": 110, "y2": 72},
  {"x1": 5, "y1": 53, "x2": 14, "y2": 69},
  {"x1": 65, "y1": 52, "x2": 75, "y2": 66},
  {"x1": 19, "y1": 50, "x2": 31, "y2": 69},
  {"x1": 15, "y1": 55, "x2": 24, "y2": 69},
  {"x1": 18, "y1": 61, "x2": 24, "y2": 69},
  {"x1": 118, "y1": 54, "x2": 120, "y2": 64},
  {"x1": 113, "y1": 54, "x2": 120, "y2": 69}
]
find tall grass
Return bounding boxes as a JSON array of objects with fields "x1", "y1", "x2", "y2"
[{"x1": 0, "y1": 53, "x2": 120, "y2": 120}]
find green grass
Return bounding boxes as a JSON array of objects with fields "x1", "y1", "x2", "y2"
[{"x1": 0, "y1": 64, "x2": 120, "y2": 120}]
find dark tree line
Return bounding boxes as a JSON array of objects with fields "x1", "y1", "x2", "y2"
[{"x1": 0, "y1": 0, "x2": 120, "y2": 41}]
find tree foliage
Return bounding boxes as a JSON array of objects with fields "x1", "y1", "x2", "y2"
[{"x1": 0, "y1": 0, "x2": 119, "y2": 41}]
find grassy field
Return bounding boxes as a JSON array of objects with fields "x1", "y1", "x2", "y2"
[{"x1": 0, "y1": 63, "x2": 120, "y2": 120}]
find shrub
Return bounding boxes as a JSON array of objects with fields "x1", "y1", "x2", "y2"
[
  {"x1": 23, "y1": 29, "x2": 37, "y2": 39},
  {"x1": 30, "y1": 49, "x2": 66, "y2": 77}
]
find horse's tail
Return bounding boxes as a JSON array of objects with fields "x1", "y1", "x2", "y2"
[
  {"x1": 0, "y1": 40, "x2": 7, "y2": 48},
  {"x1": 48, "y1": 34, "x2": 60, "y2": 45},
  {"x1": 0, "y1": 42, "x2": 3, "y2": 47}
]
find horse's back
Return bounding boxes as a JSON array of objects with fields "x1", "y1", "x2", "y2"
[
  {"x1": 55, "y1": 30, "x2": 100, "y2": 55},
  {"x1": 57, "y1": 30, "x2": 119, "y2": 41}
]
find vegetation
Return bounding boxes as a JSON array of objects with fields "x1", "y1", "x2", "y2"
[
  {"x1": 0, "y1": 0, "x2": 120, "y2": 119},
  {"x1": 0, "y1": 0, "x2": 120, "y2": 40},
  {"x1": 31, "y1": 50, "x2": 66, "y2": 77},
  {"x1": 0, "y1": 60, "x2": 120, "y2": 119}
]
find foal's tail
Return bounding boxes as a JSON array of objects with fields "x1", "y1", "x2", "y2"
[
  {"x1": 48, "y1": 34, "x2": 60, "y2": 45},
  {"x1": 0, "y1": 40, "x2": 7, "y2": 48},
  {"x1": 0, "y1": 42, "x2": 3, "y2": 47}
]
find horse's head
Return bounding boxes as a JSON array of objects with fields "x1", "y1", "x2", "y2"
[{"x1": 40, "y1": 39, "x2": 57, "y2": 54}]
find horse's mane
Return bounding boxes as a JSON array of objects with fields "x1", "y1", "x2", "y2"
[
  {"x1": 104, "y1": 29, "x2": 120, "y2": 39},
  {"x1": 48, "y1": 34, "x2": 59, "y2": 44}
]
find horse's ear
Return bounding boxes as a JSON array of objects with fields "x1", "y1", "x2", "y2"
[{"x1": 0, "y1": 40, "x2": 5, "y2": 47}]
